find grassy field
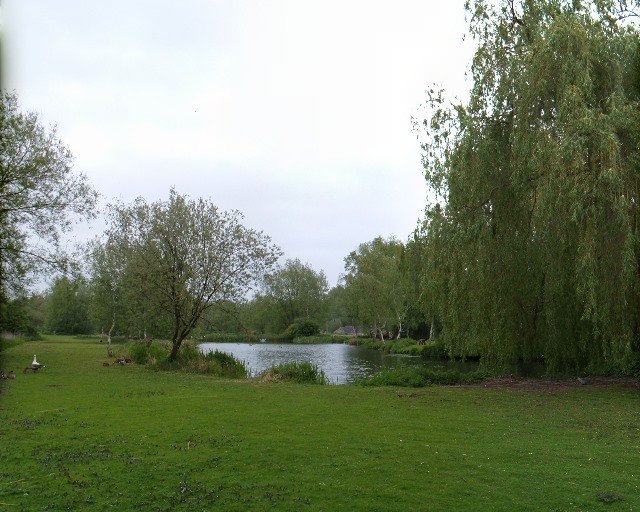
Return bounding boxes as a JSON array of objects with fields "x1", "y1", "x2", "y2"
[{"x1": 0, "y1": 338, "x2": 638, "y2": 511}]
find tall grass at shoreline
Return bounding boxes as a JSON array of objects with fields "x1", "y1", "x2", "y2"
[{"x1": 259, "y1": 361, "x2": 327, "y2": 384}]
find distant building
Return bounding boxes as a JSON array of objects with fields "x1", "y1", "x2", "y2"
[{"x1": 333, "y1": 325, "x2": 358, "y2": 335}]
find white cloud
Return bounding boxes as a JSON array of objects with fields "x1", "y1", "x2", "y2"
[{"x1": 4, "y1": 0, "x2": 474, "y2": 285}]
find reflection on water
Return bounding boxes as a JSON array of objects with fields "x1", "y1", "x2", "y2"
[{"x1": 198, "y1": 342, "x2": 480, "y2": 384}]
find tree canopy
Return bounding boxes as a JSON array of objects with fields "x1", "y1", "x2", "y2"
[
  {"x1": 0, "y1": 91, "x2": 98, "y2": 299},
  {"x1": 258, "y1": 258, "x2": 329, "y2": 332},
  {"x1": 342, "y1": 237, "x2": 413, "y2": 340},
  {"x1": 419, "y1": 0, "x2": 640, "y2": 370},
  {"x1": 92, "y1": 189, "x2": 281, "y2": 359}
]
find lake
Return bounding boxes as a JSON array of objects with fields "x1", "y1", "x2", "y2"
[{"x1": 198, "y1": 342, "x2": 479, "y2": 384}]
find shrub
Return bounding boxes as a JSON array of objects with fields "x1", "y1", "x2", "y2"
[
  {"x1": 260, "y1": 361, "x2": 327, "y2": 384},
  {"x1": 176, "y1": 340, "x2": 201, "y2": 361},
  {"x1": 419, "y1": 341, "x2": 449, "y2": 359},
  {"x1": 0, "y1": 336, "x2": 28, "y2": 352},
  {"x1": 202, "y1": 349, "x2": 248, "y2": 378},
  {"x1": 293, "y1": 335, "x2": 350, "y2": 344},
  {"x1": 283, "y1": 320, "x2": 320, "y2": 340},
  {"x1": 127, "y1": 340, "x2": 170, "y2": 364}
]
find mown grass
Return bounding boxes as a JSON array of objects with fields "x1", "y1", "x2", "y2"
[{"x1": 1, "y1": 338, "x2": 639, "y2": 511}]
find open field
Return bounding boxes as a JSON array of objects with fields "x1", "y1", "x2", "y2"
[{"x1": 1, "y1": 338, "x2": 639, "y2": 511}]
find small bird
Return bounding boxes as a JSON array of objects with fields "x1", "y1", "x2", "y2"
[
  {"x1": 8, "y1": 370, "x2": 15, "y2": 379},
  {"x1": 0, "y1": 370, "x2": 6, "y2": 380}
]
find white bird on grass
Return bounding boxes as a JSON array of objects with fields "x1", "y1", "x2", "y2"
[{"x1": 24, "y1": 355, "x2": 45, "y2": 373}]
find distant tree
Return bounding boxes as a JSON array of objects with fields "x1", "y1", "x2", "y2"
[
  {"x1": 258, "y1": 258, "x2": 329, "y2": 332},
  {"x1": 100, "y1": 189, "x2": 281, "y2": 359},
  {"x1": 2, "y1": 293, "x2": 48, "y2": 336},
  {"x1": 87, "y1": 236, "x2": 126, "y2": 352},
  {"x1": 342, "y1": 237, "x2": 409, "y2": 340},
  {"x1": 241, "y1": 295, "x2": 275, "y2": 334},
  {"x1": 325, "y1": 284, "x2": 352, "y2": 333},
  {"x1": 200, "y1": 300, "x2": 244, "y2": 334},
  {"x1": 0, "y1": 91, "x2": 98, "y2": 298},
  {"x1": 44, "y1": 276, "x2": 92, "y2": 335}
]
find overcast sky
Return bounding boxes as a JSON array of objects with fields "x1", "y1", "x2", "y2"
[{"x1": 4, "y1": 0, "x2": 474, "y2": 286}]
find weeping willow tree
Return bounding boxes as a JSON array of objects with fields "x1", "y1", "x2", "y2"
[{"x1": 420, "y1": 0, "x2": 640, "y2": 371}]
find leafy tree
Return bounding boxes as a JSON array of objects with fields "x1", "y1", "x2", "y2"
[
  {"x1": 342, "y1": 237, "x2": 410, "y2": 340},
  {"x1": 240, "y1": 295, "x2": 275, "y2": 334},
  {"x1": 87, "y1": 236, "x2": 126, "y2": 351},
  {"x1": 258, "y1": 258, "x2": 329, "y2": 332},
  {"x1": 200, "y1": 300, "x2": 245, "y2": 334},
  {"x1": 44, "y1": 276, "x2": 92, "y2": 335},
  {"x1": 1, "y1": 293, "x2": 48, "y2": 336},
  {"x1": 403, "y1": 232, "x2": 432, "y2": 339},
  {"x1": 325, "y1": 284, "x2": 353, "y2": 333},
  {"x1": 418, "y1": 0, "x2": 640, "y2": 370},
  {"x1": 0, "y1": 91, "x2": 98, "y2": 298},
  {"x1": 100, "y1": 189, "x2": 281, "y2": 359}
]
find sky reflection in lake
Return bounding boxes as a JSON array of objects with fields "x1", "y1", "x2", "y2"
[{"x1": 199, "y1": 342, "x2": 473, "y2": 384}]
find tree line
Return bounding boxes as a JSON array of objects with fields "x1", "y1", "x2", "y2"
[{"x1": 3, "y1": 0, "x2": 640, "y2": 372}]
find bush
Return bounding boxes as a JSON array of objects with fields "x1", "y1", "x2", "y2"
[
  {"x1": 260, "y1": 361, "x2": 327, "y2": 384},
  {"x1": 175, "y1": 340, "x2": 201, "y2": 361},
  {"x1": 293, "y1": 335, "x2": 350, "y2": 344},
  {"x1": 125, "y1": 339, "x2": 247, "y2": 378},
  {"x1": 283, "y1": 320, "x2": 319, "y2": 340},
  {"x1": 358, "y1": 338, "x2": 449, "y2": 359},
  {"x1": 0, "y1": 336, "x2": 26, "y2": 354},
  {"x1": 356, "y1": 367, "x2": 489, "y2": 387},
  {"x1": 419, "y1": 341, "x2": 449, "y2": 359},
  {"x1": 127, "y1": 340, "x2": 170, "y2": 364},
  {"x1": 201, "y1": 349, "x2": 248, "y2": 378}
]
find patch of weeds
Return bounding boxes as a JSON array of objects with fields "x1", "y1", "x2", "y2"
[
  {"x1": 127, "y1": 340, "x2": 170, "y2": 364},
  {"x1": 36, "y1": 446, "x2": 116, "y2": 468},
  {"x1": 260, "y1": 361, "x2": 327, "y2": 384},
  {"x1": 356, "y1": 367, "x2": 489, "y2": 387},
  {"x1": 169, "y1": 479, "x2": 295, "y2": 508},
  {"x1": 123, "y1": 389, "x2": 167, "y2": 398},
  {"x1": 171, "y1": 434, "x2": 238, "y2": 452},
  {"x1": 201, "y1": 349, "x2": 248, "y2": 378},
  {"x1": 8, "y1": 417, "x2": 50, "y2": 430},
  {"x1": 597, "y1": 491, "x2": 624, "y2": 503},
  {"x1": 152, "y1": 347, "x2": 249, "y2": 378}
]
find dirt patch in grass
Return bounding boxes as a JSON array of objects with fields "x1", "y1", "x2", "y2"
[{"x1": 474, "y1": 375, "x2": 639, "y2": 390}]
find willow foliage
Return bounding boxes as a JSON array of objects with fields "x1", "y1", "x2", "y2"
[{"x1": 420, "y1": 0, "x2": 640, "y2": 371}]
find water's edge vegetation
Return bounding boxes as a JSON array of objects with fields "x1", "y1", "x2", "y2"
[{"x1": 4, "y1": 334, "x2": 639, "y2": 386}]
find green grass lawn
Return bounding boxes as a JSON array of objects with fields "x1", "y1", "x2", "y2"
[{"x1": 1, "y1": 338, "x2": 638, "y2": 511}]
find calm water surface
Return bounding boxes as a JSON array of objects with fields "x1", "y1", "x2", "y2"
[{"x1": 199, "y1": 342, "x2": 478, "y2": 384}]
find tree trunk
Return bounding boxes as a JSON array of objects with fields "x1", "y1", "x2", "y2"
[
  {"x1": 107, "y1": 311, "x2": 115, "y2": 357},
  {"x1": 169, "y1": 339, "x2": 182, "y2": 360}
]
